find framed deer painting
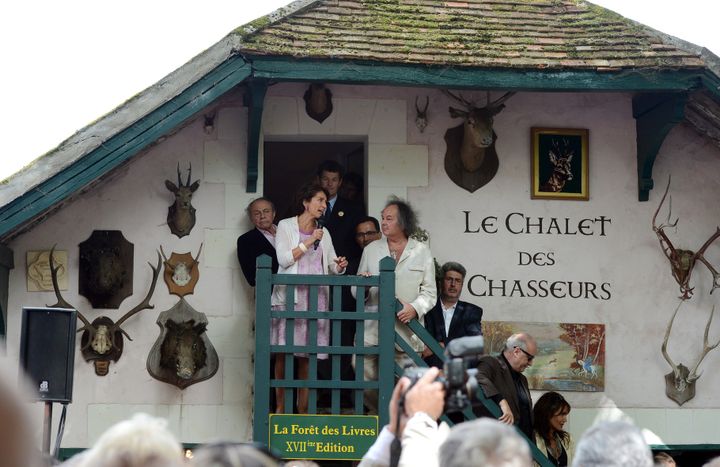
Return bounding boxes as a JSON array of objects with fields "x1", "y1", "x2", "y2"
[{"x1": 531, "y1": 128, "x2": 589, "y2": 200}]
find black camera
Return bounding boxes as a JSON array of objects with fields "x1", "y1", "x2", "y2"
[{"x1": 402, "y1": 335, "x2": 484, "y2": 414}]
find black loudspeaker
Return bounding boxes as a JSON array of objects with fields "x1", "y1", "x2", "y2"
[{"x1": 20, "y1": 307, "x2": 77, "y2": 403}]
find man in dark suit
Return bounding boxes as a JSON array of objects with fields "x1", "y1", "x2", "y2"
[
  {"x1": 317, "y1": 160, "x2": 364, "y2": 262},
  {"x1": 236, "y1": 197, "x2": 279, "y2": 287},
  {"x1": 317, "y1": 160, "x2": 365, "y2": 404},
  {"x1": 476, "y1": 333, "x2": 537, "y2": 441},
  {"x1": 423, "y1": 261, "x2": 483, "y2": 368}
]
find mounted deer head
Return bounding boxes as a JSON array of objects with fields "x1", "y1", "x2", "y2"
[
  {"x1": 303, "y1": 83, "x2": 333, "y2": 123},
  {"x1": 48, "y1": 246, "x2": 161, "y2": 376},
  {"x1": 540, "y1": 139, "x2": 575, "y2": 192},
  {"x1": 443, "y1": 90, "x2": 515, "y2": 193},
  {"x1": 661, "y1": 301, "x2": 720, "y2": 405},
  {"x1": 415, "y1": 96, "x2": 429, "y2": 133},
  {"x1": 165, "y1": 163, "x2": 200, "y2": 238},
  {"x1": 653, "y1": 176, "x2": 720, "y2": 300}
]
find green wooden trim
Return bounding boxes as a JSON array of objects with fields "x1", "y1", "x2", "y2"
[
  {"x1": 245, "y1": 79, "x2": 267, "y2": 193},
  {"x1": 253, "y1": 255, "x2": 274, "y2": 442},
  {"x1": 0, "y1": 57, "x2": 252, "y2": 239},
  {"x1": 650, "y1": 444, "x2": 720, "y2": 450},
  {"x1": 633, "y1": 92, "x2": 687, "y2": 201},
  {"x1": 0, "y1": 244, "x2": 13, "y2": 342},
  {"x1": 376, "y1": 256, "x2": 397, "y2": 428},
  {"x1": 248, "y1": 56, "x2": 706, "y2": 92}
]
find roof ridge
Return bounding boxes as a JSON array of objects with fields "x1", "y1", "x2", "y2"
[{"x1": 235, "y1": 0, "x2": 323, "y2": 39}]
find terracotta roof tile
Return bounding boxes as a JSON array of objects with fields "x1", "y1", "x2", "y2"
[{"x1": 237, "y1": 0, "x2": 708, "y2": 70}]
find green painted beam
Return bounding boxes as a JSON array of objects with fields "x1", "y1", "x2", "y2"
[
  {"x1": 248, "y1": 56, "x2": 706, "y2": 92},
  {"x1": 633, "y1": 92, "x2": 688, "y2": 201},
  {"x1": 0, "y1": 57, "x2": 252, "y2": 239},
  {"x1": 245, "y1": 80, "x2": 268, "y2": 193}
]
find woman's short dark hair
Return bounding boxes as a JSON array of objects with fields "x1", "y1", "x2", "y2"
[
  {"x1": 384, "y1": 197, "x2": 418, "y2": 238},
  {"x1": 294, "y1": 182, "x2": 329, "y2": 215},
  {"x1": 533, "y1": 391, "x2": 571, "y2": 445}
]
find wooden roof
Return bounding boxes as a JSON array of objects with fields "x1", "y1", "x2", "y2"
[{"x1": 237, "y1": 0, "x2": 708, "y2": 70}]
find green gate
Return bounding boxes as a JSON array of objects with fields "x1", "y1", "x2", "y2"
[
  {"x1": 252, "y1": 253, "x2": 552, "y2": 466},
  {"x1": 253, "y1": 254, "x2": 397, "y2": 442}
]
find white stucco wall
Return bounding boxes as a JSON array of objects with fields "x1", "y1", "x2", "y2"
[{"x1": 3, "y1": 82, "x2": 720, "y2": 448}]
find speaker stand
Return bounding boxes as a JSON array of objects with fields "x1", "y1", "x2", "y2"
[{"x1": 42, "y1": 402, "x2": 53, "y2": 454}]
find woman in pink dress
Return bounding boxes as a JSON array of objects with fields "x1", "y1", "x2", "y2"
[{"x1": 270, "y1": 183, "x2": 347, "y2": 413}]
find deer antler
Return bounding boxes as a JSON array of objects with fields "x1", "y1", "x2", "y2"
[
  {"x1": 488, "y1": 91, "x2": 516, "y2": 110},
  {"x1": 159, "y1": 245, "x2": 174, "y2": 272},
  {"x1": 415, "y1": 96, "x2": 429, "y2": 113},
  {"x1": 694, "y1": 229, "x2": 720, "y2": 295},
  {"x1": 687, "y1": 306, "x2": 720, "y2": 382},
  {"x1": 110, "y1": 252, "x2": 162, "y2": 341},
  {"x1": 661, "y1": 300, "x2": 683, "y2": 379},
  {"x1": 176, "y1": 162, "x2": 182, "y2": 187},
  {"x1": 186, "y1": 162, "x2": 192, "y2": 187},
  {"x1": 47, "y1": 245, "x2": 96, "y2": 351},
  {"x1": 443, "y1": 89, "x2": 475, "y2": 109},
  {"x1": 191, "y1": 243, "x2": 204, "y2": 269}
]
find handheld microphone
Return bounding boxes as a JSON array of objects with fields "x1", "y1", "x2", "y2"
[{"x1": 314, "y1": 214, "x2": 326, "y2": 250}]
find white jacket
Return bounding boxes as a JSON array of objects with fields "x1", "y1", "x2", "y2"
[
  {"x1": 354, "y1": 237, "x2": 437, "y2": 352},
  {"x1": 270, "y1": 216, "x2": 345, "y2": 306}
]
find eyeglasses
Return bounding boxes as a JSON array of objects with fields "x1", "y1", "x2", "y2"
[
  {"x1": 514, "y1": 346, "x2": 535, "y2": 362},
  {"x1": 356, "y1": 231, "x2": 379, "y2": 238}
]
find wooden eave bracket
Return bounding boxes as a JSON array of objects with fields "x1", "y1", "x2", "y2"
[
  {"x1": 633, "y1": 92, "x2": 688, "y2": 202},
  {"x1": 245, "y1": 79, "x2": 268, "y2": 193}
]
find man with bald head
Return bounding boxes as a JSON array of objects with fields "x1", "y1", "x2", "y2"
[
  {"x1": 476, "y1": 332, "x2": 537, "y2": 441},
  {"x1": 237, "y1": 197, "x2": 280, "y2": 287}
]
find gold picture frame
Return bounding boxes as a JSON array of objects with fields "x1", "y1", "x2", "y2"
[{"x1": 531, "y1": 128, "x2": 589, "y2": 200}]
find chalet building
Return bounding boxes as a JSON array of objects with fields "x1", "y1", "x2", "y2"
[{"x1": 1, "y1": 0, "x2": 720, "y2": 461}]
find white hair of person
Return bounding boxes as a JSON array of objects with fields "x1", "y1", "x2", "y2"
[
  {"x1": 78, "y1": 413, "x2": 183, "y2": 467},
  {"x1": 572, "y1": 420, "x2": 652, "y2": 467},
  {"x1": 504, "y1": 333, "x2": 531, "y2": 352},
  {"x1": 438, "y1": 418, "x2": 531, "y2": 467},
  {"x1": 703, "y1": 457, "x2": 720, "y2": 467}
]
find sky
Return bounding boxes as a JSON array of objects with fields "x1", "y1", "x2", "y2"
[{"x1": 1, "y1": 0, "x2": 718, "y2": 181}]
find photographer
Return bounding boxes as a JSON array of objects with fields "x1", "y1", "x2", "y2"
[
  {"x1": 359, "y1": 367, "x2": 449, "y2": 467},
  {"x1": 359, "y1": 365, "x2": 532, "y2": 467}
]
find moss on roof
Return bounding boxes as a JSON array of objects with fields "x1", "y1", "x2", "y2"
[{"x1": 234, "y1": 0, "x2": 706, "y2": 70}]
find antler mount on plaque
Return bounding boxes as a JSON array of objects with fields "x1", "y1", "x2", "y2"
[
  {"x1": 48, "y1": 246, "x2": 161, "y2": 376},
  {"x1": 652, "y1": 177, "x2": 720, "y2": 300},
  {"x1": 661, "y1": 301, "x2": 720, "y2": 405}
]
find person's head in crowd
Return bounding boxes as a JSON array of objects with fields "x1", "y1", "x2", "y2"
[
  {"x1": 294, "y1": 183, "x2": 330, "y2": 218},
  {"x1": 533, "y1": 391, "x2": 571, "y2": 446},
  {"x1": 77, "y1": 413, "x2": 184, "y2": 467},
  {"x1": 653, "y1": 452, "x2": 676, "y2": 466},
  {"x1": 572, "y1": 420, "x2": 652, "y2": 467},
  {"x1": 502, "y1": 333, "x2": 537, "y2": 373},
  {"x1": 317, "y1": 160, "x2": 344, "y2": 200},
  {"x1": 0, "y1": 359, "x2": 42, "y2": 467},
  {"x1": 189, "y1": 441, "x2": 281, "y2": 467},
  {"x1": 703, "y1": 457, "x2": 720, "y2": 467},
  {"x1": 246, "y1": 197, "x2": 276, "y2": 231},
  {"x1": 439, "y1": 262, "x2": 467, "y2": 305},
  {"x1": 439, "y1": 418, "x2": 531, "y2": 467},
  {"x1": 382, "y1": 197, "x2": 419, "y2": 240},
  {"x1": 284, "y1": 461, "x2": 321, "y2": 467},
  {"x1": 355, "y1": 216, "x2": 381, "y2": 249},
  {"x1": 340, "y1": 171, "x2": 363, "y2": 203}
]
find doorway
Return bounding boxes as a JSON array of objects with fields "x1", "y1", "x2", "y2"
[{"x1": 263, "y1": 141, "x2": 365, "y2": 219}]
